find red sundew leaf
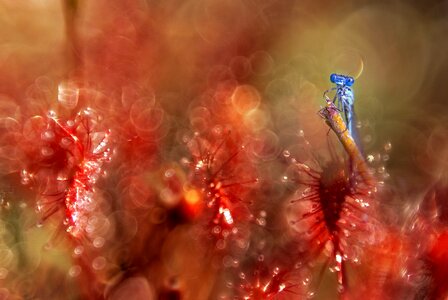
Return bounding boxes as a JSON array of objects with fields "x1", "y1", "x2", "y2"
[
  {"x1": 20, "y1": 109, "x2": 112, "y2": 238},
  {"x1": 183, "y1": 126, "x2": 258, "y2": 251},
  {"x1": 235, "y1": 260, "x2": 305, "y2": 300},
  {"x1": 288, "y1": 143, "x2": 379, "y2": 295}
]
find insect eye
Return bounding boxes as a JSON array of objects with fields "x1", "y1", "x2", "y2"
[
  {"x1": 330, "y1": 73, "x2": 355, "y2": 86},
  {"x1": 345, "y1": 77, "x2": 355, "y2": 86},
  {"x1": 330, "y1": 73, "x2": 338, "y2": 83},
  {"x1": 330, "y1": 73, "x2": 345, "y2": 86}
]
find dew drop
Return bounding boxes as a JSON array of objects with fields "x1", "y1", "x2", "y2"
[
  {"x1": 212, "y1": 226, "x2": 221, "y2": 234},
  {"x1": 93, "y1": 237, "x2": 105, "y2": 248},
  {"x1": 20, "y1": 170, "x2": 32, "y2": 185},
  {"x1": 73, "y1": 246, "x2": 84, "y2": 257},
  {"x1": 41, "y1": 130, "x2": 55, "y2": 141},
  {"x1": 66, "y1": 120, "x2": 75, "y2": 128},
  {"x1": 41, "y1": 147, "x2": 54, "y2": 157},
  {"x1": 256, "y1": 218, "x2": 266, "y2": 226},
  {"x1": 216, "y1": 239, "x2": 226, "y2": 250},
  {"x1": 302, "y1": 276, "x2": 311, "y2": 286},
  {"x1": 60, "y1": 137, "x2": 72, "y2": 148},
  {"x1": 164, "y1": 169, "x2": 175, "y2": 178},
  {"x1": 232, "y1": 259, "x2": 239, "y2": 268},
  {"x1": 223, "y1": 256, "x2": 233, "y2": 268},
  {"x1": 68, "y1": 265, "x2": 81, "y2": 277},
  {"x1": 92, "y1": 256, "x2": 106, "y2": 270},
  {"x1": 47, "y1": 110, "x2": 57, "y2": 118}
]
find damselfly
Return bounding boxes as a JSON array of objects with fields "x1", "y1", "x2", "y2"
[{"x1": 324, "y1": 74, "x2": 362, "y2": 151}]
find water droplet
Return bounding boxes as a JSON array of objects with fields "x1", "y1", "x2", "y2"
[
  {"x1": 222, "y1": 256, "x2": 233, "y2": 268},
  {"x1": 256, "y1": 218, "x2": 266, "y2": 226},
  {"x1": 73, "y1": 246, "x2": 84, "y2": 256},
  {"x1": 384, "y1": 142, "x2": 392, "y2": 152},
  {"x1": 216, "y1": 239, "x2": 226, "y2": 250},
  {"x1": 20, "y1": 170, "x2": 32, "y2": 185},
  {"x1": 302, "y1": 277, "x2": 311, "y2": 286},
  {"x1": 41, "y1": 130, "x2": 55, "y2": 141},
  {"x1": 41, "y1": 147, "x2": 54, "y2": 157},
  {"x1": 66, "y1": 120, "x2": 75, "y2": 128},
  {"x1": 307, "y1": 291, "x2": 315, "y2": 298},
  {"x1": 68, "y1": 265, "x2": 81, "y2": 277},
  {"x1": 283, "y1": 150, "x2": 290, "y2": 158},
  {"x1": 93, "y1": 237, "x2": 105, "y2": 248},
  {"x1": 164, "y1": 169, "x2": 175, "y2": 178},
  {"x1": 60, "y1": 137, "x2": 72, "y2": 148},
  {"x1": 232, "y1": 259, "x2": 239, "y2": 268},
  {"x1": 92, "y1": 256, "x2": 106, "y2": 270},
  {"x1": 302, "y1": 187, "x2": 312, "y2": 197},
  {"x1": 47, "y1": 110, "x2": 57, "y2": 118}
]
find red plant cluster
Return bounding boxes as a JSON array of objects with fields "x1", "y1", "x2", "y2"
[
  {"x1": 236, "y1": 262, "x2": 301, "y2": 300},
  {"x1": 183, "y1": 126, "x2": 258, "y2": 250},
  {"x1": 288, "y1": 141, "x2": 378, "y2": 295},
  {"x1": 20, "y1": 108, "x2": 112, "y2": 237}
]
